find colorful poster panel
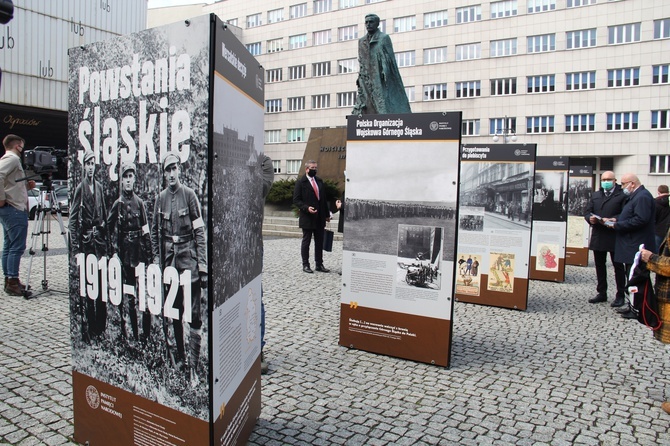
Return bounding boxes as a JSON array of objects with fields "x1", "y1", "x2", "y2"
[
  {"x1": 530, "y1": 157, "x2": 569, "y2": 282},
  {"x1": 340, "y1": 112, "x2": 461, "y2": 367},
  {"x1": 566, "y1": 166, "x2": 593, "y2": 266},
  {"x1": 455, "y1": 144, "x2": 536, "y2": 310}
]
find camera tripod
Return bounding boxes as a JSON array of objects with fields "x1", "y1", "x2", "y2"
[{"x1": 24, "y1": 177, "x2": 68, "y2": 298}]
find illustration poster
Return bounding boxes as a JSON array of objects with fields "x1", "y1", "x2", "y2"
[
  {"x1": 455, "y1": 144, "x2": 536, "y2": 310},
  {"x1": 566, "y1": 166, "x2": 593, "y2": 266},
  {"x1": 340, "y1": 112, "x2": 461, "y2": 367},
  {"x1": 68, "y1": 15, "x2": 262, "y2": 446},
  {"x1": 529, "y1": 157, "x2": 569, "y2": 282}
]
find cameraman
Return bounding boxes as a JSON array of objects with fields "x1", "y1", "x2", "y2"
[{"x1": 0, "y1": 134, "x2": 36, "y2": 297}]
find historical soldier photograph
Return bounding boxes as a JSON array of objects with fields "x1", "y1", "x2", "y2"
[
  {"x1": 151, "y1": 153, "x2": 207, "y2": 384},
  {"x1": 107, "y1": 161, "x2": 152, "y2": 344},
  {"x1": 70, "y1": 151, "x2": 109, "y2": 341}
]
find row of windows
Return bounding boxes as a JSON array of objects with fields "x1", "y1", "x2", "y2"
[
  {"x1": 247, "y1": 19, "x2": 668, "y2": 58},
  {"x1": 238, "y1": 1, "x2": 646, "y2": 31},
  {"x1": 271, "y1": 154, "x2": 670, "y2": 176},
  {"x1": 265, "y1": 92, "x2": 358, "y2": 113}
]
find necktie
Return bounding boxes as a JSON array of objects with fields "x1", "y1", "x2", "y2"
[{"x1": 310, "y1": 178, "x2": 319, "y2": 200}]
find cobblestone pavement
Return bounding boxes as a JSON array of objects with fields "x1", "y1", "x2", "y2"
[{"x1": 1, "y1": 223, "x2": 669, "y2": 445}]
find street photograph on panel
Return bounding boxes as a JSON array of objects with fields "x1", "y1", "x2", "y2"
[
  {"x1": 395, "y1": 224, "x2": 443, "y2": 290},
  {"x1": 532, "y1": 171, "x2": 569, "y2": 222}
]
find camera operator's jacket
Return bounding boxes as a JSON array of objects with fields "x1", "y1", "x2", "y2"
[{"x1": 0, "y1": 151, "x2": 28, "y2": 211}]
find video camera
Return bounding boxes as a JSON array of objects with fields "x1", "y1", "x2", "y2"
[{"x1": 24, "y1": 149, "x2": 58, "y2": 175}]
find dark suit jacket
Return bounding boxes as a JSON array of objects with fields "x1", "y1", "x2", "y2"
[
  {"x1": 614, "y1": 185, "x2": 657, "y2": 264},
  {"x1": 584, "y1": 185, "x2": 626, "y2": 252},
  {"x1": 293, "y1": 175, "x2": 330, "y2": 230}
]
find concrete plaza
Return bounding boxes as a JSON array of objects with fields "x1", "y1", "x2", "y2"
[{"x1": 1, "y1": 219, "x2": 669, "y2": 445}]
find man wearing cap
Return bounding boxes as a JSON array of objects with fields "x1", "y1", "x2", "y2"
[
  {"x1": 151, "y1": 153, "x2": 207, "y2": 381},
  {"x1": 71, "y1": 150, "x2": 109, "y2": 340},
  {"x1": 107, "y1": 161, "x2": 152, "y2": 344}
]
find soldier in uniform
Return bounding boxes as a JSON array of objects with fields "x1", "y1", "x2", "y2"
[
  {"x1": 107, "y1": 161, "x2": 152, "y2": 344},
  {"x1": 151, "y1": 153, "x2": 207, "y2": 381},
  {"x1": 70, "y1": 151, "x2": 109, "y2": 340}
]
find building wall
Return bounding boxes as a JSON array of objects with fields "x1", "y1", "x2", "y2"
[{"x1": 149, "y1": 0, "x2": 670, "y2": 188}]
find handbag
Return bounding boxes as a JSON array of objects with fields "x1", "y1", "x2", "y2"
[{"x1": 323, "y1": 227, "x2": 334, "y2": 252}]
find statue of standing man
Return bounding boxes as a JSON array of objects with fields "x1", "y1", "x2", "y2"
[{"x1": 352, "y1": 13, "x2": 412, "y2": 116}]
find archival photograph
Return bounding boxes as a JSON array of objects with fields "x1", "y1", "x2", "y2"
[
  {"x1": 532, "y1": 171, "x2": 569, "y2": 222},
  {"x1": 396, "y1": 224, "x2": 443, "y2": 290}
]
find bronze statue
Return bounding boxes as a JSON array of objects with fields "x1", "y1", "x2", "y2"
[{"x1": 352, "y1": 13, "x2": 412, "y2": 116}]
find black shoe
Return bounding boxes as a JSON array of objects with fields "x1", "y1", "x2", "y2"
[
  {"x1": 616, "y1": 305, "x2": 632, "y2": 314},
  {"x1": 588, "y1": 294, "x2": 607, "y2": 304},
  {"x1": 610, "y1": 296, "x2": 626, "y2": 307},
  {"x1": 303, "y1": 266, "x2": 314, "y2": 273},
  {"x1": 315, "y1": 265, "x2": 330, "y2": 273},
  {"x1": 620, "y1": 309, "x2": 638, "y2": 319}
]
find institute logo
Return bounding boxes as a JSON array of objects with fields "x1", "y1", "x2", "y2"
[
  {"x1": 514, "y1": 149, "x2": 521, "y2": 156},
  {"x1": 429, "y1": 121, "x2": 439, "y2": 131},
  {"x1": 85, "y1": 385, "x2": 100, "y2": 409}
]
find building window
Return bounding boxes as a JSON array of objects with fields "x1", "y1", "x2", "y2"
[
  {"x1": 424, "y1": 10, "x2": 448, "y2": 29},
  {"x1": 289, "y1": 34, "x2": 307, "y2": 49},
  {"x1": 491, "y1": 0, "x2": 517, "y2": 19},
  {"x1": 527, "y1": 34, "x2": 555, "y2": 53},
  {"x1": 456, "y1": 43, "x2": 481, "y2": 61},
  {"x1": 651, "y1": 110, "x2": 670, "y2": 129},
  {"x1": 287, "y1": 160, "x2": 302, "y2": 174},
  {"x1": 338, "y1": 58, "x2": 359, "y2": 74},
  {"x1": 654, "y1": 18, "x2": 670, "y2": 39},
  {"x1": 567, "y1": 0, "x2": 595, "y2": 7},
  {"x1": 337, "y1": 92, "x2": 357, "y2": 108},
  {"x1": 227, "y1": 18, "x2": 238, "y2": 27},
  {"x1": 527, "y1": 75, "x2": 555, "y2": 93},
  {"x1": 266, "y1": 68, "x2": 282, "y2": 83},
  {"x1": 313, "y1": 30, "x2": 332, "y2": 46},
  {"x1": 456, "y1": 80, "x2": 481, "y2": 98},
  {"x1": 394, "y1": 16, "x2": 416, "y2": 33},
  {"x1": 289, "y1": 65, "x2": 306, "y2": 80},
  {"x1": 491, "y1": 78, "x2": 517, "y2": 95},
  {"x1": 462, "y1": 119, "x2": 481, "y2": 136},
  {"x1": 246, "y1": 42, "x2": 261, "y2": 56},
  {"x1": 395, "y1": 51, "x2": 416, "y2": 67},
  {"x1": 267, "y1": 38, "x2": 283, "y2": 53},
  {"x1": 456, "y1": 5, "x2": 482, "y2": 24},
  {"x1": 653, "y1": 64, "x2": 670, "y2": 84},
  {"x1": 650, "y1": 155, "x2": 670, "y2": 174},
  {"x1": 246, "y1": 13, "x2": 262, "y2": 28},
  {"x1": 365, "y1": 0, "x2": 383, "y2": 3},
  {"x1": 287, "y1": 129, "x2": 305, "y2": 142},
  {"x1": 265, "y1": 130, "x2": 281, "y2": 144},
  {"x1": 423, "y1": 83, "x2": 447, "y2": 101},
  {"x1": 338, "y1": 25, "x2": 358, "y2": 41},
  {"x1": 340, "y1": 0, "x2": 358, "y2": 7},
  {"x1": 566, "y1": 29, "x2": 596, "y2": 49},
  {"x1": 490, "y1": 38, "x2": 517, "y2": 57},
  {"x1": 313, "y1": 0, "x2": 332, "y2": 14},
  {"x1": 272, "y1": 160, "x2": 281, "y2": 174},
  {"x1": 423, "y1": 47, "x2": 448, "y2": 64},
  {"x1": 288, "y1": 97, "x2": 306, "y2": 111},
  {"x1": 312, "y1": 62, "x2": 331, "y2": 77},
  {"x1": 526, "y1": 116, "x2": 555, "y2": 134},
  {"x1": 312, "y1": 94, "x2": 330, "y2": 109},
  {"x1": 607, "y1": 68, "x2": 640, "y2": 87},
  {"x1": 267, "y1": 8, "x2": 283, "y2": 24},
  {"x1": 490, "y1": 117, "x2": 516, "y2": 135},
  {"x1": 527, "y1": 0, "x2": 556, "y2": 13},
  {"x1": 290, "y1": 3, "x2": 307, "y2": 19},
  {"x1": 606, "y1": 112, "x2": 639, "y2": 131},
  {"x1": 608, "y1": 23, "x2": 641, "y2": 44},
  {"x1": 405, "y1": 86, "x2": 416, "y2": 102},
  {"x1": 566, "y1": 71, "x2": 595, "y2": 90},
  {"x1": 265, "y1": 99, "x2": 282, "y2": 113},
  {"x1": 565, "y1": 114, "x2": 595, "y2": 132}
]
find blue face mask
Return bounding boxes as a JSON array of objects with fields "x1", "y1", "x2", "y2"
[
  {"x1": 623, "y1": 187, "x2": 631, "y2": 196},
  {"x1": 601, "y1": 180, "x2": 614, "y2": 191}
]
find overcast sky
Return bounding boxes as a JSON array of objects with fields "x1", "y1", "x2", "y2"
[{"x1": 148, "y1": 0, "x2": 214, "y2": 8}]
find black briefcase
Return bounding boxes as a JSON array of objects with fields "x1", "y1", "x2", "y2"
[{"x1": 323, "y1": 229, "x2": 334, "y2": 252}]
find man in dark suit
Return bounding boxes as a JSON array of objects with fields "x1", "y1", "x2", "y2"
[
  {"x1": 584, "y1": 171, "x2": 627, "y2": 306},
  {"x1": 293, "y1": 160, "x2": 331, "y2": 273},
  {"x1": 604, "y1": 173, "x2": 657, "y2": 318}
]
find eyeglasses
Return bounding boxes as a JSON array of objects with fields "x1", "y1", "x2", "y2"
[
  {"x1": 621, "y1": 181, "x2": 633, "y2": 187},
  {"x1": 601, "y1": 178, "x2": 615, "y2": 181}
]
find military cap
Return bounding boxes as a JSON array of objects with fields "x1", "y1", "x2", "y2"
[
  {"x1": 163, "y1": 153, "x2": 180, "y2": 170},
  {"x1": 121, "y1": 161, "x2": 136, "y2": 176},
  {"x1": 83, "y1": 151, "x2": 95, "y2": 164}
]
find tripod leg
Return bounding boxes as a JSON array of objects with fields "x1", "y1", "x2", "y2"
[{"x1": 24, "y1": 204, "x2": 46, "y2": 292}]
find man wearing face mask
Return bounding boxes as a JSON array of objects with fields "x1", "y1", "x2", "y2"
[
  {"x1": 602, "y1": 174, "x2": 657, "y2": 317},
  {"x1": 584, "y1": 171, "x2": 627, "y2": 306},
  {"x1": 293, "y1": 160, "x2": 332, "y2": 273}
]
